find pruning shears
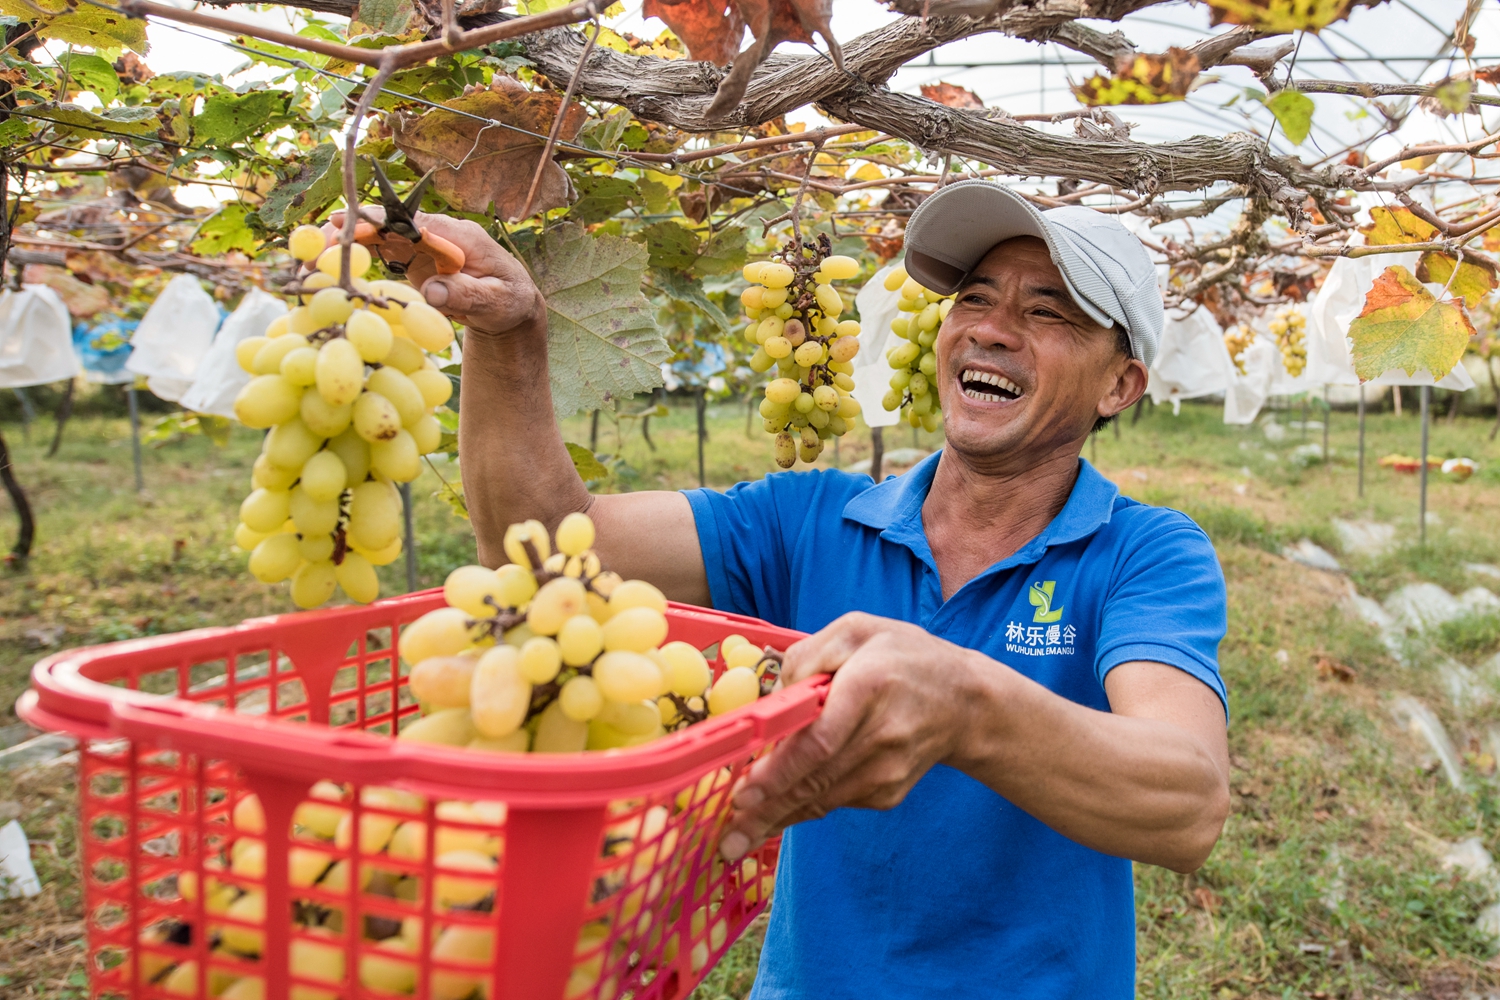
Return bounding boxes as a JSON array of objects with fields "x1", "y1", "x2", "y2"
[{"x1": 353, "y1": 159, "x2": 466, "y2": 276}]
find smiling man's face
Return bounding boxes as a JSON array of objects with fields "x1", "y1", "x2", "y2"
[{"x1": 934, "y1": 236, "x2": 1148, "y2": 466}]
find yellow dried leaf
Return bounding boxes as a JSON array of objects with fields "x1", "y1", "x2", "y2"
[
  {"x1": 1358, "y1": 206, "x2": 1438, "y2": 247},
  {"x1": 1347, "y1": 265, "x2": 1475, "y2": 382},
  {"x1": 1415, "y1": 251, "x2": 1497, "y2": 309}
]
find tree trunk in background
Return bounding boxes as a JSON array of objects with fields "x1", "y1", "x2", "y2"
[
  {"x1": 589, "y1": 409, "x2": 599, "y2": 452},
  {"x1": 1488, "y1": 358, "x2": 1499, "y2": 441},
  {"x1": 1446, "y1": 388, "x2": 1461, "y2": 424},
  {"x1": 695, "y1": 387, "x2": 707, "y2": 488},
  {"x1": 870, "y1": 426, "x2": 884, "y2": 483},
  {"x1": 0, "y1": 426, "x2": 35, "y2": 563},
  {"x1": 1392, "y1": 385, "x2": 1403, "y2": 417},
  {"x1": 46, "y1": 377, "x2": 75, "y2": 458}
]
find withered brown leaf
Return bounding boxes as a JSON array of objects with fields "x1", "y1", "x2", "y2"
[
  {"x1": 391, "y1": 77, "x2": 586, "y2": 221},
  {"x1": 920, "y1": 82, "x2": 984, "y2": 109},
  {"x1": 643, "y1": 0, "x2": 745, "y2": 65}
]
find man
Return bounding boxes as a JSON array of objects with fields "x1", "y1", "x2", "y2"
[{"x1": 351, "y1": 180, "x2": 1231, "y2": 998}]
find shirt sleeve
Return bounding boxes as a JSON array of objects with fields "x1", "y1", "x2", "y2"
[
  {"x1": 1094, "y1": 511, "x2": 1229, "y2": 720},
  {"x1": 683, "y1": 477, "x2": 797, "y2": 625}
]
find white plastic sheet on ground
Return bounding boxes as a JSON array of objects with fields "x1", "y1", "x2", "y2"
[
  {"x1": 126, "y1": 274, "x2": 221, "y2": 403},
  {"x1": 179, "y1": 289, "x2": 287, "y2": 418},
  {"x1": 0, "y1": 285, "x2": 83, "y2": 388},
  {"x1": 1147, "y1": 307, "x2": 1234, "y2": 412},
  {"x1": 851, "y1": 262, "x2": 904, "y2": 429}
]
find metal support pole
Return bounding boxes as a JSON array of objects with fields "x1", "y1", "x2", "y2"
[
  {"x1": 1357, "y1": 383, "x2": 1366, "y2": 498},
  {"x1": 399, "y1": 481, "x2": 417, "y2": 593},
  {"x1": 1419, "y1": 385, "x2": 1430, "y2": 546},
  {"x1": 127, "y1": 384, "x2": 143, "y2": 493},
  {"x1": 14, "y1": 388, "x2": 34, "y2": 444},
  {"x1": 1322, "y1": 385, "x2": 1329, "y2": 460}
]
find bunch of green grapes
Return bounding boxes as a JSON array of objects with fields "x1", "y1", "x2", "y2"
[
  {"x1": 1223, "y1": 323, "x2": 1254, "y2": 376},
  {"x1": 396, "y1": 511, "x2": 781, "y2": 755},
  {"x1": 232, "y1": 225, "x2": 458, "y2": 608},
  {"x1": 1269, "y1": 307, "x2": 1307, "y2": 377},
  {"x1": 879, "y1": 264, "x2": 952, "y2": 432},
  {"x1": 740, "y1": 235, "x2": 865, "y2": 468}
]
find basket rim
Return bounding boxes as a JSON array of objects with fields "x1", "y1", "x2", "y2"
[{"x1": 22, "y1": 590, "x2": 825, "y2": 805}]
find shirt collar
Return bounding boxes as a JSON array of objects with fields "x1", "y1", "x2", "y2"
[{"x1": 843, "y1": 451, "x2": 1120, "y2": 565}]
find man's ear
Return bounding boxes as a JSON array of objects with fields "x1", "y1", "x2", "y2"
[{"x1": 1097, "y1": 358, "x2": 1149, "y2": 422}]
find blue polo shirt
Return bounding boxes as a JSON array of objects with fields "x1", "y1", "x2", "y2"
[{"x1": 684, "y1": 453, "x2": 1227, "y2": 1000}]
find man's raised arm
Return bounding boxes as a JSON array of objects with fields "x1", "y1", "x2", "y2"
[{"x1": 342, "y1": 209, "x2": 711, "y2": 603}]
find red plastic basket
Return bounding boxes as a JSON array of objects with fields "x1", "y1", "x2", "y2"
[{"x1": 18, "y1": 589, "x2": 823, "y2": 1000}]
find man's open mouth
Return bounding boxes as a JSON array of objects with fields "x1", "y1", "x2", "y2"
[{"x1": 959, "y1": 369, "x2": 1023, "y2": 402}]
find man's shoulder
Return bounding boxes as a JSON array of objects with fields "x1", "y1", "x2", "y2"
[
  {"x1": 1100, "y1": 495, "x2": 1215, "y2": 554},
  {"x1": 717, "y1": 467, "x2": 877, "y2": 508}
]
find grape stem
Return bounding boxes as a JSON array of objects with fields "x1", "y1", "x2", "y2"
[{"x1": 664, "y1": 692, "x2": 708, "y2": 730}]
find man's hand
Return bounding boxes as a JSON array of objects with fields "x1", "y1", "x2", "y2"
[
  {"x1": 326, "y1": 207, "x2": 544, "y2": 336},
  {"x1": 719, "y1": 613, "x2": 978, "y2": 861}
]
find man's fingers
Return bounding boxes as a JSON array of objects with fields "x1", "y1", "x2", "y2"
[
  {"x1": 411, "y1": 212, "x2": 520, "y2": 278},
  {"x1": 780, "y1": 613, "x2": 884, "y2": 685},
  {"x1": 419, "y1": 272, "x2": 500, "y2": 315}
]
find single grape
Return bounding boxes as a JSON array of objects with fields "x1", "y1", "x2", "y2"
[
  {"x1": 555, "y1": 511, "x2": 595, "y2": 556},
  {"x1": 315, "y1": 338, "x2": 365, "y2": 408},
  {"x1": 444, "y1": 565, "x2": 505, "y2": 617},
  {"x1": 502, "y1": 519, "x2": 551, "y2": 569},
  {"x1": 327, "y1": 426, "x2": 371, "y2": 484},
  {"x1": 249, "y1": 533, "x2": 301, "y2": 583},
  {"x1": 764, "y1": 378, "x2": 801, "y2": 405},
  {"x1": 240, "y1": 488, "x2": 292, "y2": 533},
  {"x1": 708, "y1": 666, "x2": 759, "y2": 715},
  {"x1": 235, "y1": 375, "x2": 301, "y2": 428},
  {"x1": 309, "y1": 287, "x2": 354, "y2": 327},
  {"x1": 514, "y1": 636, "x2": 561, "y2": 684},
  {"x1": 601, "y1": 606, "x2": 669, "y2": 653},
  {"x1": 759, "y1": 263, "x2": 794, "y2": 288},
  {"x1": 252, "y1": 453, "x2": 298, "y2": 491},
  {"x1": 366, "y1": 367, "x2": 427, "y2": 427},
  {"x1": 408, "y1": 413, "x2": 443, "y2": 455},
  {"x1": 291, "y1": 559, "x2": 338, "y2": 609},
  {"x1": 299, "y1": 533, "x2": 334, "y2": 561},
  {"x1": 299, "y1": 450, "x2": 347, "y2": 502},
  {"x1": 597, "y1": 697, "x2": 661, "y2": 735},
  {"x1": 657, "y1": 640, "x2": 712, "y2": 697},
  {"x1": 315, "y1": 243, "x2": 372, "y2": 280},
  {"x1": 608, "y1": 579, "x2": 667, "y2": 614},
  {"x1": 289, "y1": 225, "x2": 328, "y2": 262},
  {"x1": 494, "y1": 563, "x2": 538, "y2": 607},
  {"x1": 759, "y1": 287, "x2": 789, "y2": 308},
  {"x1": 264, "y1": 418, "x2": 324, "y2": 470},
  {"x1": 742, "y1": 261, "x2": 769, "y2": 283},
  {"x1": 409, "y1": 368, "x2": 453, "y2": 409},
  {"x1": 345, "y1": 309, "x2": 393, "y2": 363},
  {"x1": 287, "y1": 305, "x2": 319, "y2": 336},
  {"x1": 593, "y1": 651, "x2": 665, "y2": 704},
  {"x1": 335, "y1": 551, "x2": 379, "y2": 604},
  {"x1": 289, "y1": 485, "x2": 340, "y2": 535},
  {"x1": 236, "y1": 336, "x2": 269, "y2": 373},
  {"x1": 280, "y1": 346, "x2": 320, "y2": 386},
  {"x1": 401, "y1": 300, "x2": 456, "y2": 352},
  {"x1": 557, "y1": 614, "x2": 604, "y2": 666},
  {"x1": 354, "y1": 535, "x2": 402, "y2": 566},
  {"x1": 402, "y1": 607, "x2": 475, "y2": 664},
  {"x1": 383, "y1": 335, "x2": 426, "y2": 374},
  {"x1": 829, "y1": 337, "x2": 860, "y2": 363},
  {"x1": 533, "y1": 699, "x2": 589, "y2": 751},
  {"x1": 234, "y1": 522, "x2": 268, "y2": 551},
  {"x1": 815, "y1": 284, "x2": 843, "y2": 316},
  {"x1": 818, "y1": 254, "x2": 860, "y2": 280},
  {"x1": 300, "y1": 388, "x2": 353, "y2": 438},
  {"x1": 352, "y1": 391, "x2": 402, "y2": 443},
  {"x1": 370, "y1": 429, "x2": 420, "y2": 482},
  {"x1": 348, "y1": 480, "x2": 401, "y2": 550},
  {"x1": 763, "y1": 336, "x2": 792, "y2": 359},
  {"x1": 813, "y1": 385, "x2": 839, "y2": 412},
  {"x1": 469, "y1": 645, "x2": 531, "y2": 739},
  {"x1": 527, "y1": 577, "x2": 588, "y2": 635}
]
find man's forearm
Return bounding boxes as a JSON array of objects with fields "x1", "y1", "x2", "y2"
[
  {"x1": 951, "y1": 656, "x2": 1229, "y2": 872},
  {"x1": 459, "y1": 323, "x2": 591, "y2": 567}
]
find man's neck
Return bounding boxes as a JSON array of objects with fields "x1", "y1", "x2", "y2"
[{"x1": 922, "y1": 445, "x2": 1084, "y2": 599}]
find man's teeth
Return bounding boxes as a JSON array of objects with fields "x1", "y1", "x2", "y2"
[{"x1": 960, "y1": 369, "x2": 1021, "y2": 400}]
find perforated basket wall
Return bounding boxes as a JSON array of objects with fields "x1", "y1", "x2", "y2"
[{"x1": 19, "y1": 590, "x2": 821, "y2": 1000}]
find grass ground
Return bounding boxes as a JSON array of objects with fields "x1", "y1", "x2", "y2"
[{"x1": 4, "y1": 395, "x2": 1500, "y2": 999}]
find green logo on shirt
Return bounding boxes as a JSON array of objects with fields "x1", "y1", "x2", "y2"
[{"x1": 1029, "y1": 581, "x2": 1064, "y2": 623}]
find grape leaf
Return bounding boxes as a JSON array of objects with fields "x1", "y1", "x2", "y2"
[
  {"x1": 1205, "y1": 0, "x2": 1350, "y2": 31},
  {"x1": 391, "y1": 77, "x2": 585, "y2": 220},
  {"x1": 642, "y1": 0, "x2": 744, "y2": 65},
  {"x1": 1263, "y1": 88, "x2": 1314, "y2": 144},
  {"x1": 705, "y1": 0, "x2": 840, "y2": 118},
  {"x1": 566, "y1": 442, "x2": 610, "y2": 482},
  {"x1": 567, "y1": 175, "x2": 639, "y2": 224},
  {"x1": 649, "y1": 267, "x2": 730, "y2": 331},
  {"x1": 1074, "y1": 49, "x2": 1200, "y2": 106},
  {"x1": 258, "y1": 143, "x2": 339, "y2": 228},
  {"x1": 192, "y1": 202, "x2": 260, "y2": 256},
  {"x1": 26, "y1": 104, "x2": 160, "y2": 140},
  {"x1": 521, "y1": 223, "x2": 668, "y2": 417},
  {"x1": 0, "y1": 0, "x2": 149, "y2": 52},
  {"x1": 193, "y1": 90, "x2": 289, "y2": 146},
  {"x1": 1359, "y1": 206, "x2": 1437, "y2": 246},
  {"x1": 919, "y1": 82, "x2": 983, "y2": 109},
  {"x1": 692, "y1": 225, "x2": 747, "y2": 276},
  {"x1": 56, "y1": 53, "x2": 118, "y2": 103},
  {"x1": 1415, "y1": 251, "x2": 1497, "y2": 308},
  {"x1": 353, "y1": 0, "x2": 421, "y2": 35},
  {"x1": 640, "y1": 221, "x2": 701, "y2": 271},
  {"x1": 0, "y1": 118, "x2": 33, "y2": 144},
  {"x1": 1347, "y1": 265, "x2": 1475, "y2": 382}
]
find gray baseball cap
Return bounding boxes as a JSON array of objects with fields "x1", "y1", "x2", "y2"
[{"x1": 903, "y1": 181, "x2": 1163, "y2": 368}]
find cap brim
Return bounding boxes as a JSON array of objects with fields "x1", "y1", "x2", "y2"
[{"x1": 903, "y1": 181, "x2": 1114, "y2": 331}]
